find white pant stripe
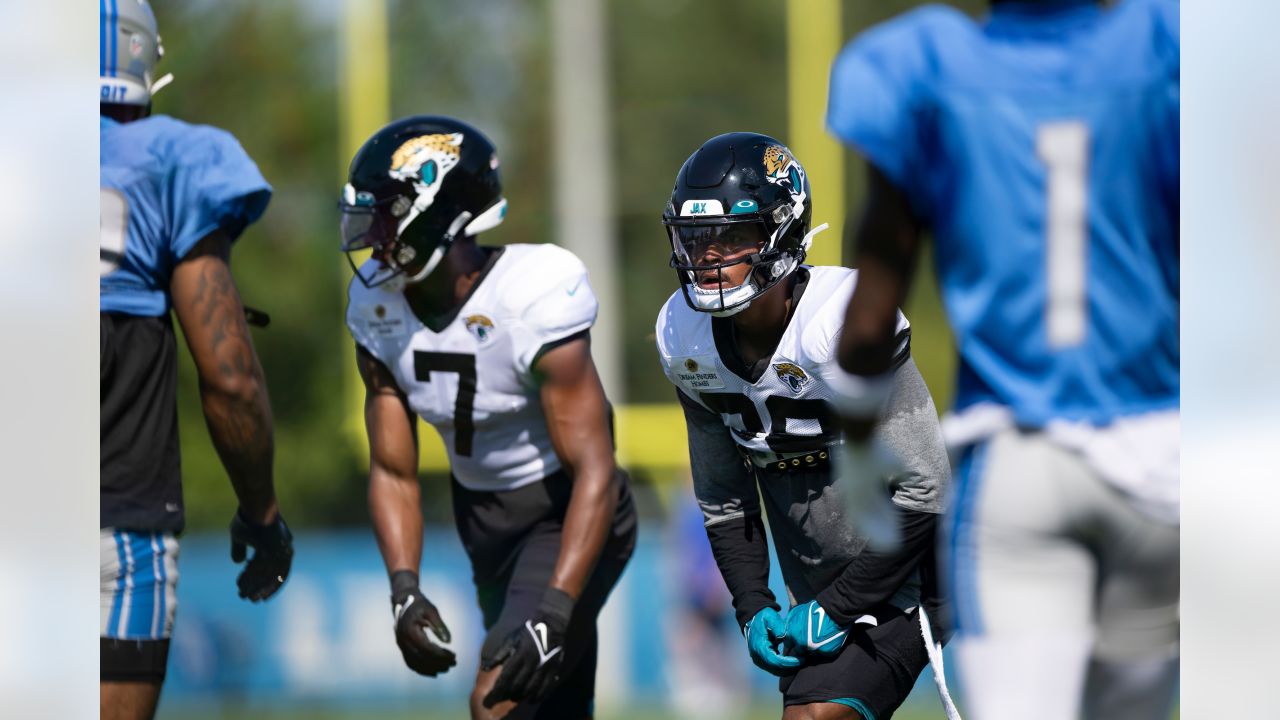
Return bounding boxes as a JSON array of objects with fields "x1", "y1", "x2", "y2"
[
  {"x1": 117, "y1": 532, "x2": 136, "y2": 637},
  {"x1": 149, "y1": 533, "x2": 163, "y2": 639}
]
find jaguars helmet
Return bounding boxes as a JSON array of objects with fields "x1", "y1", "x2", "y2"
[
  {"x1": 100, "y1": 0, "x2": 173, "y2": 106},
  {"x1": 662, "y1": 132, "x2": 821, "y2": 317},
  {"x1": 340, "y1": 116, "x2": 508, "y2": 288}
]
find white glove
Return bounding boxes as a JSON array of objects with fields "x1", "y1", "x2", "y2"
[{"x1": 836, "y1": 438, "x2": 904, "y2": 551}]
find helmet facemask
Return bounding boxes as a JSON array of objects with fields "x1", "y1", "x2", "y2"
[
  {"x1": 662, "y1": 134, "x2": 818, "y2": 316},
  {"x1": 665, "y1": 198, "x2": 806, "y2": 317}
]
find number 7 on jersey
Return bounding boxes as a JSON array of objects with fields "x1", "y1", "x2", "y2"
[{"x1": 414, "y1": 351, "x2": 477, "y2": 457}]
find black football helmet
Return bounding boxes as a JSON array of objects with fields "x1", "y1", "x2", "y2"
[
  {"x1": 661, "y1": 132, "x2": 819, "y2": 316},
  {"x1": 340, "y1": 115, "x2": 507, "y2": 287}
]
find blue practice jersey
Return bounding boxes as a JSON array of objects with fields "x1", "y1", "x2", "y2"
[
  {"x1": 828, "y1": 0, "x2": 1179, "y2": 427},
  {"x1": 100, "y1": 115, "x2": 272, "y2": 316}
]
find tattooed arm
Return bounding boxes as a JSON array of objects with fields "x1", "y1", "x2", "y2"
[{"x1": 171, "y1": 229, "x2": 278, "y2": 524}]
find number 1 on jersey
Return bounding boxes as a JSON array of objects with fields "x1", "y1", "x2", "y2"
[
  {"x1": 101, "y1": 188, "x2": 129, "y2": 276},
  {"x1": 1036, "y1": 122, "x2": 1089, "y2": 349},
  {"x1": 414, "y1": 351, "x2": 477, "y2": 457}
]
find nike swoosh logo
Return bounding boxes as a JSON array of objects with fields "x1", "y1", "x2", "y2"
[
  {"x1": 394, "y1": 594, "x2": 414, "y2": 623},
  {"x1": 526, "y1": 620, "x2": 563, "y2": 666},
  {"x1": 566, "y1": 279, "x2": 583, "y2": 296},
  {"x1": 809, "y1": 606, "x2": 846, "y2": 650}
]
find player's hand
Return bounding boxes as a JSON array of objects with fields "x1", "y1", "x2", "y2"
[
  {"x1": 780, "y1": 600, "x2": 849, "y2": 660},
  {"x1": 481, "y1": 587, "x2": 575, "y2": 707},
  {"x1": 745, "y1": 607, "x2": 802, "y2": 676},
  {"x1": 390, "y1": 570, "x2": 456, "y2": 677},
  {"x1": 837, "y1": 438, "x2": 904, "y2": 551},
  {"x1": 229, "y1": 508, "x2": 293, "y2": 601}
]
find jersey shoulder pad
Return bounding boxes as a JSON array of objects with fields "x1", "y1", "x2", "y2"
[
  {"x1": 493, "y1": 243, "x2": 591, "y2": 310},
  {"x1": 654, "y1": 290, "x2": 722, "y2": 400},
  {"x1": 794, "y1": 266, "x2": 858, "y2": 365},
  {"x1": 144, "y1": 115, "x2": 273, "y2": 259},
  {"x1": 834, "y1": 3, "x2": 973, "y2": 86},
  {"x1": 501, "y1": 244, "x2": 599, "y2": 369},
  {"x1": 827, "y1": 5, "x2": 973, "y2": 195},
  {"x1": 654, "y1": 289, "x2": 715, "y2": 363},
  {"x1": 345, "y1": 265, "x2": 412, "y2": 357}
]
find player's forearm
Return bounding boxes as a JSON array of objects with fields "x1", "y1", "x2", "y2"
[
  {"x1": 837, "y1": 162, "x2": 921, "y2": 380},
  {"x1": 837, "y1": 256, "x2": 909, "y2": 379},
  {"x1": 815, "y1": 507, "x2": 938, "y2": 627},
  {"x1": 368, "y1": 467, "x2": 424, "y2": 576},
  {"x1": 549, "y1": 456, "x2": 618, "y2": 601},
  {"x1": 200, "y1": 375, "x2": 277, "y2": 524},
  {"x1": 705, "y1": 514, "x2": 779, "y2": 629}
]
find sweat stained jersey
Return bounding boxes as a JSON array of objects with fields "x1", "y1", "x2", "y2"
[
  {"x1": 346, "y1": 243, "x2": 597, "y2": 492},
  {"x1": 656, "y1": 266, "x2": 950, "y2": 608}
]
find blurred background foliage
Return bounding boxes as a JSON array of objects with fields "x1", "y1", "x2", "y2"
[{"x1": 158, "y1": 0, "x2": 982, "y2": 532}]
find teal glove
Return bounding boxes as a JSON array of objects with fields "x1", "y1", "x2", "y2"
[
  {"x1": 781, "y1": 600, "x2": 849, "y2": 659},
  {"x1": 745, "y1": 607, "x2": 802, "y2": 676}
]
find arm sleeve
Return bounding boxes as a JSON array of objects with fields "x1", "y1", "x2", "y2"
[
  {"x1": 816, "y1": 356, "x2": 951, "y2": 625},
  {"x1": 678, "y1": 389, "x2": 777, "y2": 628},
  {"x1": 166, "y1": 126, "x2": 272, "y2": 261},
  {"x1": 816, "y1": 505, "x2": 938, "y2": 627}
]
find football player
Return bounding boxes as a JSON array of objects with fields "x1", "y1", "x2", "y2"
[
  {"x1": 340, "y1": 115, "x2": 637, "y2": 720},
  {"x1": 654, "y1": 132, "x2": 951, "y2": 720},
  {"x1": 826, "y1": 1, "x2": 1180, "y2": 719},
  {"x1": 100, "y1": 2, "x2": 293, "y2": 719}
]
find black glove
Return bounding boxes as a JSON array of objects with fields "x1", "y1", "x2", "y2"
[
  {"x1": 229, "y1": 508, "x2": 293, "y2": 601},
  {"x1": 391, "y1": 570, "x2": 457, "y2": 677},
  {"x1": 481, "y1": 587, "x2": 575, "y2": 708}
]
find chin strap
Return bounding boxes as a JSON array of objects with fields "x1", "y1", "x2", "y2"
[
  {"x1": 149, "y1": 73, "x2": 175, "y2": 96},
  {"x1": 403, "y1": 211, "x2": 473, "y2": 284},
  {"x1": 800, "y1": 222, "x2": 830, "y2": 255}
]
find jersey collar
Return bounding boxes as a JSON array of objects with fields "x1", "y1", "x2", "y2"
[
  {"x1": 711, "y1": 267, "x2": 811, "y2": 385},
  {"x1": 986, "y1": 0, "x2": 1102, "y2": 36}
]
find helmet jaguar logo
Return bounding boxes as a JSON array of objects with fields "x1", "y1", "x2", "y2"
[
  {"x1": 774, "y1": 362, "x2": 809, "y2": 393},
  {"x1": 374, "y1": 305, "x2": 387, "y2": 319},
  {"x1": 389, "y1": 133, "x2": 464, "y2": 213},
  {"x1": 465, "y1": 314, "x2": 495, "y2": 342},
  {"x1": 763, "y1": 144, "x2": 805, "y2": 199},
  {"x1": 684, "y1": 358, "x2": 699, "y2": 372}
]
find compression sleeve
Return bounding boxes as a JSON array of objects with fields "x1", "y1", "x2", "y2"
[
  {"x1": 818, "y1": 355, "x2": 951, "y2": 626},
  {"x1": 815, "y1": 506, "x2": 937, "y2": 627},
  {"x1": 678, "y1": 389, "x2": 778, "y2": 628}
]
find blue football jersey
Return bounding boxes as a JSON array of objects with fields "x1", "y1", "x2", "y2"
[
  {"x1": 100, "y1": 115, "x2": 272, "y2": 316},
  {"x1": 827, "y1": 0, "x2": 1179, "y2": 427}
]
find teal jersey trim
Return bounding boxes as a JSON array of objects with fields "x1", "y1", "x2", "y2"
[{"x1": 830, "y1": 697, "x2": 876, "y2": 720}]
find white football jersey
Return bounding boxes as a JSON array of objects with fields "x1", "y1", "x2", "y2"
[
  {"x1": 347, "y1": 244, "x2": 598, "y2": 492},
  {"x1": 655, "y1": 266, "x2": 910, "y2": 464}
]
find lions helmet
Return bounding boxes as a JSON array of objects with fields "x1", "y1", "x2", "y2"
[
  {"x1": 100, "y1": 0, "x2": 173, "y2": 106},
  {"x1": 662, "y1": 132, "x2": 818, "y2": 317},
  {"x1": 339, "y1": 116, "x2": 508, "y2": 288}
]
